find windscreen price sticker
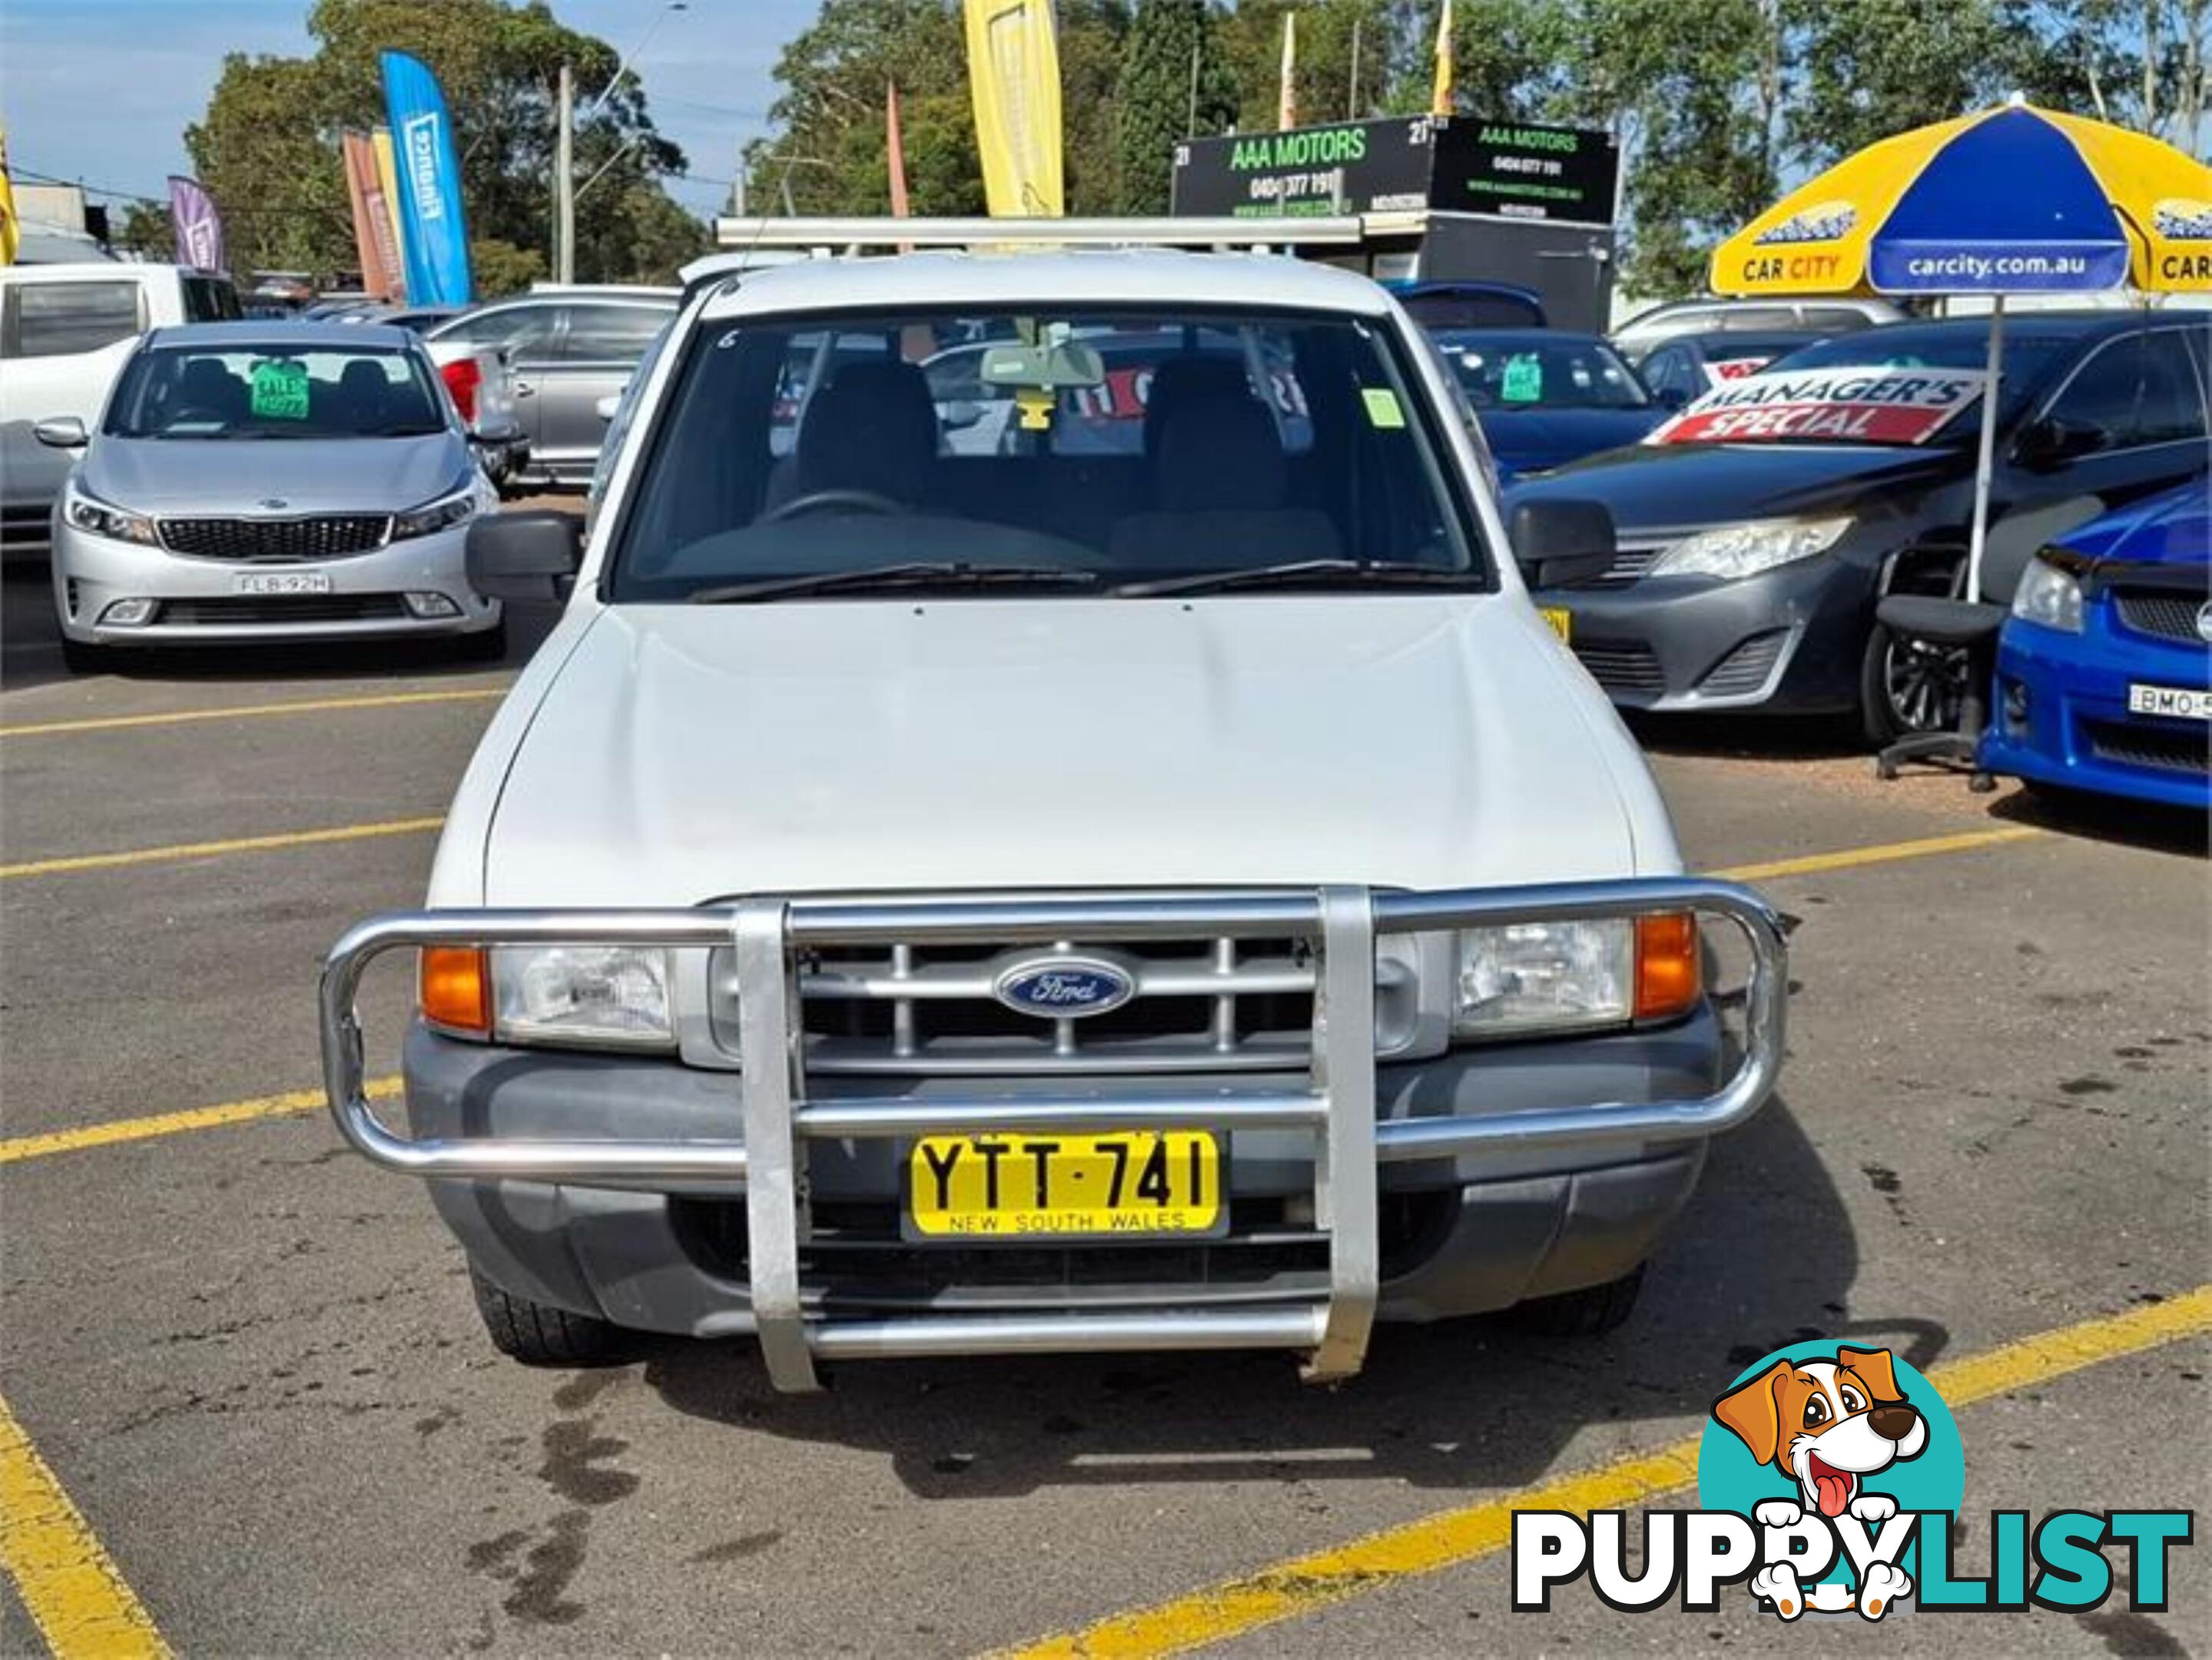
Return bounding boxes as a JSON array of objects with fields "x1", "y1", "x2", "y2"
[{"x1": 1649, "y1": 367, "x2": 1984, "y2": 445}]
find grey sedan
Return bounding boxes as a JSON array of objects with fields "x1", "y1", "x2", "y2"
[{"x1": 44, "y1": 321, "x2": 503, "y2": 672}]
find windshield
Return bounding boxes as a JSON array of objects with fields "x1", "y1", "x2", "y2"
[
  {"x1": 104, "y1": 344, "x2": 446, "y2": 440},
  {"x1": 1759, "y1": 326, "x2": 2073, "y2": 430},
  {"x1": 607, "y1": 305, "x2": 1487, "y2": 601},
  {"x1": 1436, "y1": 334, "x2": 1650, "y2": 410}
]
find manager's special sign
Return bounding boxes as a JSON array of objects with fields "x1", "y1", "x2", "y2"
[{"x1": 1650, "y1": 367, "x2": 1985, "y2": 446}]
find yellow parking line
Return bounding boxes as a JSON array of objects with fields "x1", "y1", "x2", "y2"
[
  {"x1": 0, "y1": 685, "x2": 507, "y2": 739},
  {"x1": 0, "y1": 818, "x2": 443, "y2": 881},
  {"x1": 1715, "y1": 824, "x2": 2044, "y2": 882},
  {"x1": 0, "y1": 1393, "x2": 171, "y2": 1659},
  {"x1": 0, "y1": 1077, "x2": 401, "y2": 1165},
  {"x1": 997, "y1": 1284, "x2": 2212, "y2": 1659}
]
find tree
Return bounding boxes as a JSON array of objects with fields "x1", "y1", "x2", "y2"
[
  {"x1": 116, "y1": 202, "x2": 175, "y2": 261},
  {"x1": 183, "y1": 0, "x2": 703, "y2": 287},
  {"x1": 1116, "y1": 0, "x2": 1241, "y2": 211},
  {"x1": 1785, "y1": 0, "x2": 2019, "y2": 171},
  {"x1": 1219, "y1": 0, "x2": 1404, "y2": 129}
]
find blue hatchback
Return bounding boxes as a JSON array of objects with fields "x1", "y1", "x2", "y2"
[{"x1": 1982, "y1": 480, "x2": 2210, "y2": 808}]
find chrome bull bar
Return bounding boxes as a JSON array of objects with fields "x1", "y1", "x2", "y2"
[{"x1": 319, "y1": 878, "x2": 1788, "y2": 1391}]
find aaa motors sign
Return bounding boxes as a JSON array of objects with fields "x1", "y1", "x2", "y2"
[{"x1": 1650, "y1": 366, "x2": 1985, "y2": 446}]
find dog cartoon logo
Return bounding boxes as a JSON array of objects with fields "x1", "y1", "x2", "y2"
[{"x1": 1699, "y1": 1341, "x2": 1964, "y2": 1623}]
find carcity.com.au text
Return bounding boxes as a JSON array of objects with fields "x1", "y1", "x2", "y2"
[{"x1": 1903, "y1": 252, "x2": 2092, "y2": 281}]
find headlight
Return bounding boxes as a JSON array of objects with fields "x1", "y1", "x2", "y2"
[
  {"x1": 489, "y1": 945, "x2": 674, "y2": 1048},
  {"x1": 2010, "y1": 554, "x2": 2083, "y2": 633},
  {"x1": 1451, "y1": 913, "x2": 1701, "y2": 1040},
  {"x1": 391, "y1": 486, "x2": 478, "y2": 541},
  {"x1": 1648, "y1": 516, "x2": 1851, "y2": 580},
  {"x1": 64, "y1": 487, "x2": 161, "y2": 546}
]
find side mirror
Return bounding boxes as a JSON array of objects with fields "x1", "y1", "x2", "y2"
[
  {"x1": 2015, "y1": 416, "x2": 2107, "y2": 470},
  {"x1": 1653, "y1": 387, "x2": 1689, "y2": 412},
  {"x1": 1511, "y1": 498, "x2": 1618, "y2": 589},
  {"x1": 466, "y1": 510, "x2": 582, "y2": 603},
  {"x1": 34, "y1": 417, "x2": 88, "y2": 449},
  {"x1": 593, "y1": 392, "x2": 624, "y2": 423}
]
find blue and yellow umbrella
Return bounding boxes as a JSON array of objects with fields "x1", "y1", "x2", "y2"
[
  {"x1": 1712, "y1": 99, "x2": 2212, "y2": 299},
  {"x1": 1710, "y1": 101, "x2": 2212, "y2": 599}
]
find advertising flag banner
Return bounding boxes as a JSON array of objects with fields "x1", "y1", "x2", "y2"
[
  {"x1": 341, "y1": 131, "x2": 406, "y2": 300},
  {"x1": 167, "y1": 175, "x2": 226, "y2": 273},
  {"x1": 0, "y1": 128, "x2": 18, "y2": 267},
  {"x1": 1278, "y1": 12, "x2": 1298, "y2": 133},
  {"x1": 370, "y1": 127, "x2": 407, "y2": 281},
  {"x1": 1431, "y1": 0, "x2": 1454, "y2": 116},
  {"x1": 963, "y1": 0, "x2": 1064, "y2": 217},
  {"x1": 379, "y1": 50, "x2": 474, "y2": 304},
  {"x1": 1647, "y1": 365, "x2": 1985, "y2": 447},
  {"x1": 887, "y1": 80, "x2": 912, "y2": 218}
]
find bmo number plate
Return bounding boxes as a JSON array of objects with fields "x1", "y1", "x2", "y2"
[
  {"x1": 2127, "y1": 683, "x2": 2211, "y2": 721},
  {"x1": 906, "y1": 1131, "x2": 1223, "y2": 1239},
  {"x1": 234, "y1": 570, "x2": 333, "y2": 596}
]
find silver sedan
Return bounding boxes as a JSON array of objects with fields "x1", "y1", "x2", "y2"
[{"x1": 44, "y1": 320, "x2": 504, "y2": 672}]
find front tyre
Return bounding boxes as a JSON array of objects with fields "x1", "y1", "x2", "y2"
[
  {"x1": 58, "y1": 636, "x2": 108, "y2": 676},
  {"x1": 451, "y1": 618, "x2": 509, "y2": 665},
  {"x1": 469, "y1": 1265, "x2": 626, "y2": 1366},
  {"x1": 1860, "y1": 621, "x2": 1965, "y2": 747}
]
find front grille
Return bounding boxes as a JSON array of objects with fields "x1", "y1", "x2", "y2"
[
  {"x1": 1570, "y1": 542, "x2": 1668, "y2": 587},
  {"x1": 1572, "y1": 637, "x2": 1666, "y2": 694},
  {"x1": 155, "y1": 595, "x2": 409, "y2": 626},
  {"x1": 159, "y1": 515, "x2": 390, "y2": 563},
  {"x1": 1697, "y1": 629, "x2": 1788, "y2": 697},
  {"x1": 673, "y1": 1189, "x2": 1457, "y2": 1306},
  {"x1": 713, "y1": 933, "x2": 1418, "y2": 1076},
  {"x1": 2086, "y1": 720, "x2": 2210, "y2": 775},
  {"x1": 2113, "y1": 589, "x2": 2210, "y2": 646}
]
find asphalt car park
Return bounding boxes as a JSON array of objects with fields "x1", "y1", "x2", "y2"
[{"x1": 1, "y1": 530, "x2": 2207, "y2": 1657}]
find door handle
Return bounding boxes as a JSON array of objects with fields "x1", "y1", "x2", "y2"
[{"x1": 514, "y1": 381, "x2": 536, "y2": 397}]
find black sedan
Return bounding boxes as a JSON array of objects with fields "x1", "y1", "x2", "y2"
[
  {"x1": 1428, "y1": 330, "x2": 1670, "y2": 482},
  {"x1": 1513, "y1": 312, "x2": 2212, "y2": 741}
]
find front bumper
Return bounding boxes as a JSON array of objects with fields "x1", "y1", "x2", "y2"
[
  {"x1": 51, "y1": 517, "x2": 500, "y2": 646},
  {"x1": 1982, "y1": 619, "x2": 2210, "y2": 809},
  {"x1": 1541, "y1": 555, "x2": 1875, "y2": 714},
  {"x1": 320, "y1": 881, "x2": 1789, "y2": 1389}
]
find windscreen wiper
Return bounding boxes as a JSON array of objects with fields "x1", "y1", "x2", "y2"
[
  {"x1": 687, "y1": 561, "x2": 1100, "y2": 604},
  {"x1": 1112, "y1": 559, "x2": 1484, "y2": 598}
]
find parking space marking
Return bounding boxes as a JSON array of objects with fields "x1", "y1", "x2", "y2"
[
  {"x1": 999, "y1": 1284, "x2": 2212, "y2": 1659},
  {"x1": 0, "y1": 686, "x2": 507, "y2": 740},
  {"x1": 0, "y1": 818, "x2": 443, "y2": 881},
  {"x1": 0, "y1": 1077, "x2": 401, "y2": 1165},
  {"x1": 0, "y1": 1394, "x2": 171, "y2": 1660},
  {"x1": 1715, "y1": 824, "x2": 2044, "y2": 883}
]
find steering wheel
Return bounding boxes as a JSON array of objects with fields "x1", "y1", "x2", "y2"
[{"x1": 764, "y1": 489, "x2": 904, "y2": 523}]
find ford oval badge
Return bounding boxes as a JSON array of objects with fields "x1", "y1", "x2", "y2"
[{"x1": 993, "y1": 955, "x2": 1138, "y2": 1019}]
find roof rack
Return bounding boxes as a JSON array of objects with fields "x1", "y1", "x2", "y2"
[{"x1": 707, "y1": 214, "x2": 1364, "y2": 254}]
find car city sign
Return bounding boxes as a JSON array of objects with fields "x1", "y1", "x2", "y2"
[{"x1": 1648, "y1": 367, "x2": 1985, "y2": 446}]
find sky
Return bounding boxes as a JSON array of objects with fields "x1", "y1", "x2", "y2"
[{"x1": 0, "y1": 0, "x2": 824, "y2": 221}]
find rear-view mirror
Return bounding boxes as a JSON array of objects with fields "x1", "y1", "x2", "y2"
[
  {"x1": 33, "y1": 416, "x2": 88, "y2": 449},
  {"x1": 466, "y1": 511, "x2": 582, "y2": 603},
  {"x1": 2015, "y1": 417, "x2": 2108, "y2": 470},
  {"x1": 1511, "y1": 499, "x2": 1618, "y2": 590},
  {"x1": 978, "y1": 340, "x2": 1104, "y2": 391}
]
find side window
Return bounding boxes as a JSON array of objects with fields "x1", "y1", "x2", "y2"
[
  {"x1": 439, "y1": 305, "x2": 558, "y2": 359},
  {"x1": 182, "y1": 276, "x2": 240, "y2": 323},
  {"x1": 2137, "y1": 330, "x2": 2207, "y2": 444},
  {"x1": 8, "y1": 281, "x2": 144, "y2": 358},
  {"x1": 2045, "y1": 335, "x2": 2147, "y2": 444},
  {"x1": 562, "y1": 304, "x2": 672, "y2": 363},
  {"x1": 1803, "y1": 307, "x2": 1875, "y2": 333},
  {"x1": 1643, "y1": 347, "x2": 1686, "y2": 400}
]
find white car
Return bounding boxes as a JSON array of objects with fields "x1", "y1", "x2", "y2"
[
  {"x1": 1, "y1": 262, "x2": 240, "y2": 556},
  {"x1": 319, "y1": 233, "x2": 1789, "y2": 1392}
]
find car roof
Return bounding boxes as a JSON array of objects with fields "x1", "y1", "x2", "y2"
[
  {"x1": 145, "y1": 319, "x2": 421, "y2": 350},
  {"x1": 1431, "y1": 328, "x2": 1608, "y2": 350},
  {"x1": 1673, "y1": 329, "x2": 1832, "y2": 354},
  {"x1": 696, "y1": 249, "x2": 1392, "y2": 321}
]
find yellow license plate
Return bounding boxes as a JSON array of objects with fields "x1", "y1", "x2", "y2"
[
  {"x1": 1540, "y1": 606, "x2": 1573, "y2": 643},
  {"x1": 907, "y1": 1132, "x2": 1223, "y2": 1239}
]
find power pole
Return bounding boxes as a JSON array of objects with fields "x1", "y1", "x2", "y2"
[
  {"x1": 1348, "y1": 17, "x2": 1361, "y2": 119},
  {"x1": 555, "y1": 61, "x2": 575, "y2": 284}
]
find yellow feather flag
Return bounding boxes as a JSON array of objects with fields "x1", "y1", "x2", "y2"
[
  {"x1": 964, "y1": 0, "x2": 1065, "y2": 217},
  {"x1": 1278, "y1": 11, "x2": 1298, "y2": 132},
  {"x1": 1431, "y1": 0, "x2": 1454, "y2": 118},
  {"x1": 0, "y1": 127, "x2": 20, "y2": 267}
]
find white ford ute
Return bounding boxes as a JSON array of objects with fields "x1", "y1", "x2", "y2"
[{"x1": 320, "y1": 233, "x2": 1788, "y2": 1392}]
